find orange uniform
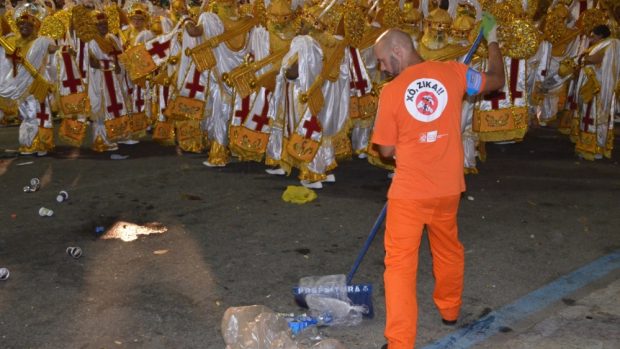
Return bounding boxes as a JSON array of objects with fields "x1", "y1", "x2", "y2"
[{"x1": 372, "y1": 61, "x2": 486, "y2": 349}]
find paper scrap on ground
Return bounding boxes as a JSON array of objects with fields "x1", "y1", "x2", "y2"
[
  {"x1": 110, "y1": 154, "x2": 129, "y2": 160},
  {"x1": 282, "y1": 186, "x2": 317, "y2": 204}
]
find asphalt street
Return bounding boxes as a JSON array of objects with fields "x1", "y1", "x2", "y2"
[{"x1": 0, "y1": 123, "x2": 618, "y2": 348}]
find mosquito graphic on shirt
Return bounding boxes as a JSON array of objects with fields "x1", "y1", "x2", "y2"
[{"x1": 417, "y1": 95, "x2": 436, "y2": 114}]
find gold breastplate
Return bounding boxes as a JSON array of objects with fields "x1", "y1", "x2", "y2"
[
  {"x1": 269, "y1": 31, "x2": 293, "y2": 53},
  {"x1": 14, "y1": 36, "x2": 36, "y2": 56},
  {"x1": 220, "y1": 16, "x2": 249, "y2": 52}
]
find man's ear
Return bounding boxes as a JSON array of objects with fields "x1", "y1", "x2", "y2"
[{"x1": 392, "y1": 45, "x2": 402, "y2": 59}]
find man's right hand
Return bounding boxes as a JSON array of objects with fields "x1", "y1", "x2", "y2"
[{"x1": 481, "y1": 12, "x2": 498, "y2": 44}]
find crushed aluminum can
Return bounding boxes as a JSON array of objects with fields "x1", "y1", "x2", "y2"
[
  {"x1": 38, "y1": 207, "x2": 54, "y2": 217},
  {"x1": 30, "y1": 178, "x2": 40, "y2": 189},
  {"x1": 66, "y1": 247, "x2": 83, "y2": 259},
  {"x1": 23, "y1": 185, "x2": 33, "y2": 193},
  {"x1": 56, "y1": 190, "x2": 69, "y2": 203},
  {"x1": 0, "y1": 267, "x2": 9, "y2": 281}
]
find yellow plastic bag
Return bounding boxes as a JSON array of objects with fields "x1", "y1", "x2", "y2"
[{"x1": 281, "y1": 186, "x2": 317, "y2": 204}]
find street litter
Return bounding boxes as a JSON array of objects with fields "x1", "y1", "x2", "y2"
[
  {"x1": 293, "y1": 204, "x2": 387, "y2": 319},
  {"x1": 56, "y1": 190, "x2": 69, "y2": 203},
  {"x1": 282, "y1": 186, "x2": 317, "y2": 204},
  {"x1": 283, "y1": 313, "x2": 332, "y2": 335},
  {"x1": 24, "y1": 177, "x2": 41, "y2": 192},
  {"x1": 110, "y1": 154, "x2": 129, "y2": 160},
  {"x1": 31, "y1": 177, "x2": 40, "y2": 188},
  {"x1": 467, "y1": 195, "x2": 474, "y2": 201},
  {"x1": 294, "y1": 275, "x2": 368, "y2": 327},
  {"x1": 66, "y1": 247, "x2": 83, "y2": 259},
  {"x1": 221, "y1": 305, "x2": 347, "y2": 349},
  {"x1": 0, "y1": 267, "x2": 9, "y2": 280},
  {"x1": 38, "y1": 207, "x2": 54, "y2": 217},
  {"x1": 16, "y1": 161, "x2": 34, "y2": 166}
]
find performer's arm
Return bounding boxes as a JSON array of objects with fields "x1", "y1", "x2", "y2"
[{"x1": 583, "y1": 50, "x2": 605, "y2": 65}]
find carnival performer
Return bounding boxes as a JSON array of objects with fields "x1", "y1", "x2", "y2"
[
  {"x1": 531, "y1": 0, "x2": 582, "y2": 127},
  {"x1": 265, "y1": 0, "x2": 352, "y2": 189},
  {"x1": 85, "y1": 10, "x2": 131, "y2": 152},
  {"x1": 573, "y1": 24, "x2": 620, "y2": 160},
  {"x1": 347, "y1": 0, "x2": 383, "y2": 160},
  {"x1": 0, "y1": 2, "x2": 56, "y2": 156},
  {"x1": 178, "y1": 0, "x2": 261, "y2": 163},
  {"x1": 53, "y1": 1, "x2": 92, "y2": 149},
  {"x1": 120, "y1": 0, "x2": 156, "y2": 143},
  {"x1": 471, "y1": 0, "x2": 540, "y2": 145},
  {"x1": 149, "y1": 0, "x2": 189, "y2": 147},
  {"x1": 227, "y1": 0, "x2": 296, "y2": 163}
]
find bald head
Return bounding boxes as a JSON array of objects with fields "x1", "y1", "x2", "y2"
[
  {"x1": 374, "y1": 29, "x2": 421, "y2": 79},
  {"x1": 376, "y1": 29, "x2": 415, "y2": 54}
]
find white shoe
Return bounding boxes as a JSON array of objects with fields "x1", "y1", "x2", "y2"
[
  {"x1": 203, "y1": 160, "x2": 225, "y2": 168},
  {"x1": 36, "y1": 151, "x2": 47, "y2": 157},
  {"x1": 322, "y1": 174, "x2": 336, "y2": 183},
  {"x1": 105, "y1": 143, "x2": 119, "y2": 152},
  {"x1": 119, "y1": 139, "x2": 139, "y2": 145},
  {"x1": 594, "y1": 153, "x2": 603, "y2": 160},
  {"x1": 265, "y1": 168, "x2": 286, "y2": 175},
  {"x1": 357, "y1": 153, "x2": 368, "y2": 159},
  {"x1": 20, "y1": 151, "x2": 34, "y2": 156},
  {"x1": 494, "y1": 141, "x2": 516, "y2": 145},
  {"x1": 300, "y1": 180, "x2": 323, "y2": 189}
]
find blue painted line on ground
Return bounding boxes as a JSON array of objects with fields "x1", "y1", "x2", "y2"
[{"x1": 421, "y1": 250, "x2": 620, "y2": 349}]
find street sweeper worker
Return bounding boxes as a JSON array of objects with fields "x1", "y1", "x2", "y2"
[{"x1": 370, "y1": 17, "x2": 505, "y2": 349}]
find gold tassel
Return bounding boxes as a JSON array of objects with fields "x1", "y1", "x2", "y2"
[{"x1": 30, "y1": 76, "x2": 55, "y2": 103}]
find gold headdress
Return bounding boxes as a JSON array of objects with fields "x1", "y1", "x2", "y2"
[
  {"x1": 420, "y1": 2, "x2": 454, "y2": 50},
  {"x1": 170, "y1": 0, "x2": 189, "y2": 14},
  {"x1": 268, "y1": 0, "x2": 296, "y2": 26},
  {"x1": 577, "y1": 8, "x2": 609, "y2": 36},
  {"x1": 371, "y1": 0, "x2": 401, "y2": 28},
  {"x1": 124, "y1": 0, "x2": 152, "y2": 21},
  {"x1": 487, "y1": 0, "x2": 526, "y2": 23},
  {"x1": 14, "y1": 2, "x2": 48, "y2": 29},
  {"x1": 541, "y1": 2, "x2": 571, "y2": 45},
  {"x1": 301, "y1": 0, "x2": 346, "y2": 36},
  {"x1": 343, "y1": 0, "x2": 367, "y2": 46},
  {"x1": 451, "y1": 0, "x2": 481, "y2": 41},
  {"x1": 92, "y1": 10, "x2": 109, "y2": 24},
  {"x1": 401, "y1": 0, "x2": 423, "y2": 37}
]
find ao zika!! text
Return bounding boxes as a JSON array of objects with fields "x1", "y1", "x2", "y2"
[{"x1": 406, "y1": 79, "x2": 446, "y2": 102}]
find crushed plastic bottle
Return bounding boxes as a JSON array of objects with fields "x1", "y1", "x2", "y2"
[{"x1": 284, "y1": 312, "x2": 333, "y2": 336}]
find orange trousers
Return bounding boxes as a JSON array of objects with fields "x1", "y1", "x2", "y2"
[{"x1": 384, "y1": 195, "x2": 464, "y2": 349}]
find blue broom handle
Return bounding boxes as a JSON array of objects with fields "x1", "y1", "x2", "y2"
[
  {"x1": 463, "y1": 29, "x2": 484, "y2": 65},
  {"x1": 347, "y1": 203, "x2": 388, "y2": 285}
]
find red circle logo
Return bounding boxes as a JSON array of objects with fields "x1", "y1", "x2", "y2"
[{"x1": 415, "y1": 91, "x2": 438, "y2": 116}]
